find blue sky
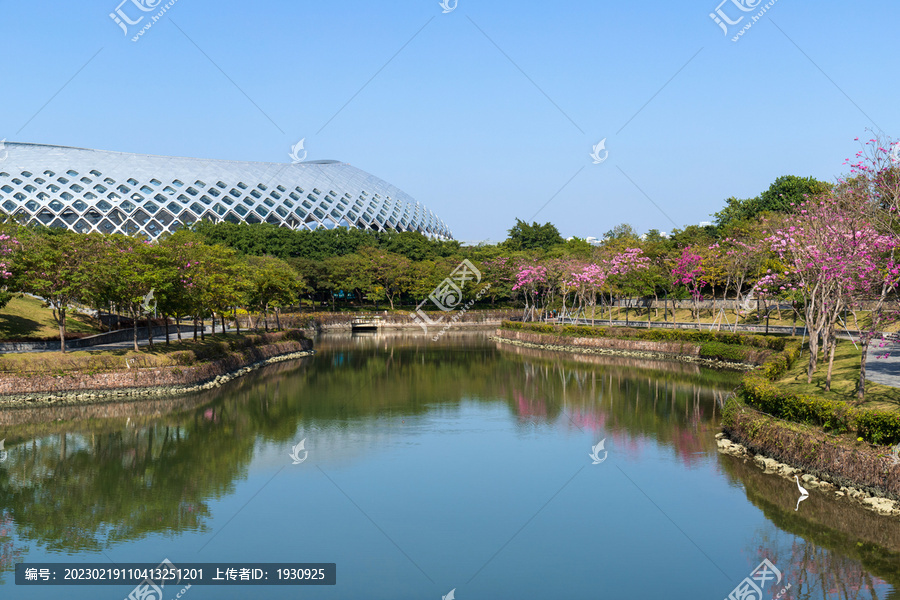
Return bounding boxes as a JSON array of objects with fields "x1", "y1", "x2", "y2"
[{"x1": 1, "y1": 0, "x2": 896, "y2": 242}]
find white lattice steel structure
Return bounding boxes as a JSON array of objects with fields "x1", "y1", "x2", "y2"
[{"x1": 0, "y1": 142, "x2": 452, "y2": 240}]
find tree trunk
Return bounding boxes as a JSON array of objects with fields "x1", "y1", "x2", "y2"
[
  {"x1": 147, "y1": 314, "x2": 154, "y2": 348},
  {"x1": 825, "y1": 334, "x2": 837, "y2": 392},
  {"x1": 264, "y1": 307, "x2": 269, "y2": 332},
  {"x1": 857, "y1": 337, "x2": 870, "y2": 400},
  {"x1": 132, "y1": 311, "x2": 139, "y2": 352},
  {"x1": 58, "y1": 306, "x2": 67, "y2": 353},
  {"x1": 165, "y1": 315, "x2": 170, "y2": 345},
  {"x1": 235, "y1": 307, "x2": 241, "y2": 335},
  {"x1": 200, "y1": 315, "x2": 205, "y2": 340},
  {"x1": 176, "y1": 315, "x2": 182, "y2": 342},
  {"x1": 275, "y1": 307, "x2": 282, "y2": 330},
  {"x1": 211, "y1": 313, "x2": 216, "y2": 335},
  {"x1": 193, "y1": 317, "x2": 198, "y2": 340}
]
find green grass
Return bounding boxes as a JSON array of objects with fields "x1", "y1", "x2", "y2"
[
  {"x1": 0, "y1": 331, "x2": 304, "y2": 374},
  {"x1": 0, "y1": 295, "x2": 101, "y2": 341},
  {"x1": 775, "y1": 339, "x2": 899, "y2": 413}
]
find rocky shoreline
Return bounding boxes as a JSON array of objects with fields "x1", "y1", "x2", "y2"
[
  {"x1": 490, "y1": 335, "x2": 757, "y2": 371},
  {"x1": 0, "y1": 349, "x2": 314, "y2": 408},
  {"x1": 716, "y1": 433, "x2": 900, "y2": 517}
]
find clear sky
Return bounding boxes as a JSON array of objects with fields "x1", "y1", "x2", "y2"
[{"x1": 1, "y1": 0, "x2": 896, "y2": 242}]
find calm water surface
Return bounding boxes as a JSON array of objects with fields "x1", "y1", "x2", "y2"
[{"x1": 1, "y1": 330, "x2": 898, "y2": 599}]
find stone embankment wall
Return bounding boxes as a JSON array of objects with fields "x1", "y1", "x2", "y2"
[
  {"x1": 266, "y1": 310, "x2": 520, "y2": 332},
  {"x1": 0, "y1": 338, "x2": 313, "y2": 406},
  {"x1": 716, "y1": 432, "x2": 900, "y2": 517},
  {"x1": 494, "y1": 328, "x2": 701, "y2": 357}
]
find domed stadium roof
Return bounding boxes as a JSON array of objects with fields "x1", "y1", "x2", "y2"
[{"x1": 0, "y1": 142, "x2": 453, "y2": 240}]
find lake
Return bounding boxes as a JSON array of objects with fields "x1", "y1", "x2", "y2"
[{"x1": 1, "y1": 329, "x2": 897, "y2": 599}]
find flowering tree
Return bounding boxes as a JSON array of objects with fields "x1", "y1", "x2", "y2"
[
  {"x1": 763, "y1": 200, "x2": 895, "y2": 389},
  {"x1": 607, "y1": 248, "x2": 651, "y2": 324},
  {"x1": 841, "y1": 133, "x2": 900, "y2": 397},
  {"x1": 671, "y1": 247, "x2": 705, "y2": 329},
  {"x1": 0, "y1": 231, "x2": 18, "y2": 311},
  {"x1": 512, "y1": 262, "x2": 549, "y2": 321},
  {"x1": 567, "y1": 263, "x2": 607, "y2": 325}
]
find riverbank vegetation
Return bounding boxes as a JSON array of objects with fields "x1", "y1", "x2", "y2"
[
  {"x1": 0, "y1": 134, "x2": 896, "y2": 407},
  {"x1": 0, "y1": 330, "x2": 307, "y2": 376}
]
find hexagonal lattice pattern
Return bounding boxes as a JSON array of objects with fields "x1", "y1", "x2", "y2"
[{"x1": 0, "y1": 142, "x2": 452, "y2": 240}]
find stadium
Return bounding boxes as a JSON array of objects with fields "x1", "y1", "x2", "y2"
[{"x1": 0, "y1": 142, "x2": 452, "y2": 240}]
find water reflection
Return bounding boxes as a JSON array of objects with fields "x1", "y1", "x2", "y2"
[{"x1": 0, "y1": 330, "x2": 896, "y2": 597}]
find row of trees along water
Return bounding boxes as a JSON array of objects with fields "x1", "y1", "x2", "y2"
[{"x1": 0, "y1": 134, "x2": 895, "y2": 362}]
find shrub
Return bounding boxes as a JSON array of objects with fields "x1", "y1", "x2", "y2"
[
  {"x1": 738, "y1": 342, "x2": 900, "y2": 445},
  {"x1": 699, "y1": 341, "x2": 748, "y2": 362},
  {"x1": 854, "y1": 410, "x2": 900, "y2": 445},
  {"x1": 500, "y1": 321, "x2": 784, "y2": 350}
]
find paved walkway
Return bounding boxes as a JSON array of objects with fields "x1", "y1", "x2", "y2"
[
  {"x1": 866, "y1": 335, "x2": 900, "y2": 389},
  {"x1": 31, "y1": 326, "x2": 224, "y2": 353}
]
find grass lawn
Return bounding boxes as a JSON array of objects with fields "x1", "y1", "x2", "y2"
[
  {"x1": 0, "y1": 295, "x2": 101, "y2": 340},
  {"x1": 567, "y1": 306, "x2": 900, "y2": 332},
  {"x1": 775, "y1": 339, "x2": 899, "y2": 413},
  {"x1": 0, "y1": 332, "x2": 277, "y2": 374}
]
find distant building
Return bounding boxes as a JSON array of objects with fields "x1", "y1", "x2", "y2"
[{"x1": 0, "y1": 142, "x2": 453, "y2": 240}]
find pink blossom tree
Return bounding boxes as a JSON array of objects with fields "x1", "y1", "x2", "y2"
[
  {"x1": 671, "y1": 247, "x2": 706, "y2": 329},
  {"x1": 763, "y1": 199, "x2": 896, "y2": 389},
  {"x1": 608, "y1": 248, "x2": 651, "y2": 325},
  {"x1": 512, "y1": 262, "x2": 549, "y2": 321}
]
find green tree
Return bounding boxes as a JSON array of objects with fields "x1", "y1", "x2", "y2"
[
  {"x1": 503, "y1": 219, "x2": 564, "y2": 252},
  {"x1": 714, "y1": 175, "x2": 831, "y2": 227},
  {"x1": 14, "y1": 230, "x2": 94, "y2": 352},
  {"x1": 245, "y1": 255, "x2": 302, "y2": 330}
]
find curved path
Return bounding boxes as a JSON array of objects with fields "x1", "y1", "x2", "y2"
[{"x1": 866, "y1": 335, "x2": 900, "y2": 389}]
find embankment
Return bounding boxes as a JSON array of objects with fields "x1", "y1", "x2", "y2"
[
  {"x1": 492, "y1": 321, "x2": 780, "y2": 369},
  {"x1": 0, "y1": 330, "x2": 313, "y2": 408},
  {"x1": 721, "y1": 342, "x2": 900, "y2": 516}
]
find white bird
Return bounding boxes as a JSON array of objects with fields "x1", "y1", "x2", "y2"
[{"x1": 794, "y1": 475, "x2": 809, "y2": 497}]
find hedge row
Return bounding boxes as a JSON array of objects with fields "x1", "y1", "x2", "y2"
[
  {"x1": 169, "y1": 330, "x2": 308, "y2": 366},
  {"x1": 501, "y1": 321, "x2": 786, "y2": 350},
  {"x1": 738, "y1": 341, "x2": 900, "y2": 445}
]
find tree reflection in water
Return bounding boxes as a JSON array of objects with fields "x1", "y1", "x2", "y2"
[{"x1": 0, "y1": 331, "x2": 895, "y2": 597}]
